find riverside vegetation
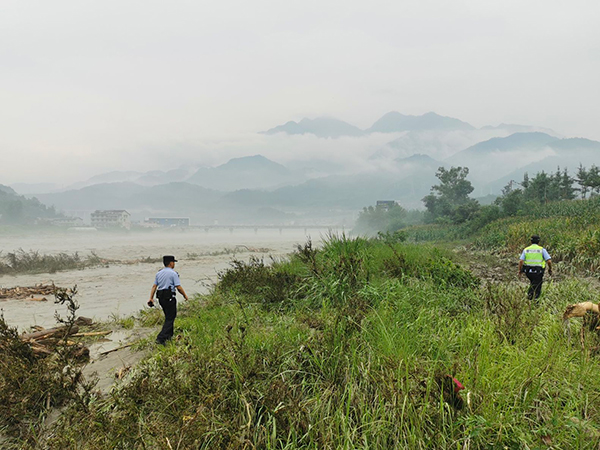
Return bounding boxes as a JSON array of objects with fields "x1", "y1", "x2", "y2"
[{"x1": 3, "y1": 230, "x2": 600, "y2": 449}]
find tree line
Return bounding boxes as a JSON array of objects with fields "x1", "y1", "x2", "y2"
[{"x1": 355, "y1": 164, "x2": 600, "y2": 234}]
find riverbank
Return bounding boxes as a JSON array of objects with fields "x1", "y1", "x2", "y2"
[{"x1": 0, "y1": 228, "x2": 328, "y2": 330}]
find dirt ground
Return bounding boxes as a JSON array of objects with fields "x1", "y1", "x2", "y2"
[{"x1": 0, "y1": 228, "x2": 329, "y2": 331}]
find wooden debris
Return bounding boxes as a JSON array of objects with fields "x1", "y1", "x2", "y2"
[
  {"x1": 99, "y1": 343, "x2": 133, "y2": 356},
  {"x1": 71, "y1": 331, "x2": 112, "y2": 337},
  {"x1": 73, "y1": 345, "x2": 90, "y2": 361},
  {"x1": 26, "y1": 296, "x2": 48, "y2": 302},
  {"x1": 21, "y1": 325, "x2": 79, "y2": 342},
  {"x1": 115, "y1": 366, "x2": 131, "y2": 380},
  {"x1": 30, "y1": 343, "x2": 53, "y2": 356},
  {"x1": 0, "y1": 284, "x2": 66, "y2": 300}
]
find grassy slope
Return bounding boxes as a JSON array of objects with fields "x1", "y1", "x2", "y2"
[
  {"x1": 410, "y1": 197, "x2": 600, "y2": 276},
  {"x1": 32, "y1": 234, "x2": 600, "y2": 450}
]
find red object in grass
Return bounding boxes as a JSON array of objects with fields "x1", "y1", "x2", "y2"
[{"x1": 451, "y1": 377, "x2": 465, "y2": 393}]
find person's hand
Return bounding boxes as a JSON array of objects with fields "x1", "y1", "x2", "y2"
[{"x1": 147, "y1": 299, "x2": 154, "y2": 307}]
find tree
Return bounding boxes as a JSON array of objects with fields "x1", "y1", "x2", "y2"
[
  {"x1": 3, "y1": 200, "x2": 24, "y2": 224},
  {"x1": 422, "y1": 167, "x2": 479, "y2": 224},
  {"x1": 354, "y1": 203, "x2": 407, "y2": 235},
  {"x1": 577, "y1": 164, "x2": 589, "y2": 199},
  {"x1": 588, "y1": 165, "x2": 600, "y2": 197},
  {"x1": 559, "y1": 168, "x2": 576, "y2": 200}
]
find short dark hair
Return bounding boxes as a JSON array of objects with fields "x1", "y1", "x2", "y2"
[{"x1": 531, "y1": 235, "x2": 540, "y2": 244}]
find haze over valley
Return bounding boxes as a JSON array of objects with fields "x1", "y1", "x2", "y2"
[{"x1": 5, "y1": 110, "x2": 598, "y2": 227}]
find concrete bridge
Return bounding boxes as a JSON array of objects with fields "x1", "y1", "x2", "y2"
[{"x1": 190, "y1": 225, "x2": 346, "y2": 234}]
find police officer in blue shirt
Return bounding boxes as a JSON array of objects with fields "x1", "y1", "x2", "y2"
[{"x1": 148, "y1": 255, "x2": 189, "y2": 345}]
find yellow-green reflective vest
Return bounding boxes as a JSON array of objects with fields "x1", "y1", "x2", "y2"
[{"x1": 523, "y1": 244, "x2": 546, "y2": 268}]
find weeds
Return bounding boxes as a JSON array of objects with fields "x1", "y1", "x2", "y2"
[
  {"x1": 0, "y1": 287, "x2": 92, "y2": 445},
  {"x1": 0, "y1": 249, "x2": 105, "y2": 275},
  {"x1": 217, "y1": 256, "x2": 303, "y2": 308},
  {"x1": 9, "y1": 234, "x2": 600, "y2": 449}
]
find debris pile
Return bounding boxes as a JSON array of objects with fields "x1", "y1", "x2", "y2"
[
  {"x1": 0, "y1": 284, "x2": 68, "y2": 300},
  {"x1": 18, "y1": 316, "x2": 100, "y2": 360}
]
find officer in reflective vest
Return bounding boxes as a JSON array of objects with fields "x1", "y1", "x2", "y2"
[{"x1": 518, "y1": 235, "x2": 552, "y2": 301}]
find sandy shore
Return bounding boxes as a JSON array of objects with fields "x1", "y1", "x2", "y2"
[{"x1": 0, "y1": 228, "x2": 330, "y2": 331}]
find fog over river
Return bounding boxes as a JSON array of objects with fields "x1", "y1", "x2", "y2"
[{"x1": 0, "y1": 228, "x2": 332, "y2": 331}]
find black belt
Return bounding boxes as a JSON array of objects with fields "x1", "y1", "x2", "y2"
[
  {"x1": 523, "y1": 266, "x2": 544, "y2": 274},
  {"x1": 157, "y1": 289, "x2": 176, "y2": 301}
]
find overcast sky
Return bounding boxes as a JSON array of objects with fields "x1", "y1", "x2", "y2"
[{"x1": 1, "y1": 0, "x2": 599, "y2": 184}]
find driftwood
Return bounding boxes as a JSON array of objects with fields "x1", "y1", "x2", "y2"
[
  {"x1": 21, "y1": 325, "x2": 79, "y2": 342},
  {"x1": 30, "y1": 343, "x2": 53, "y2": 356},
  {"x1": 0, "y1": 284, "x2": 63, "y2": 300},
  {"x1": 71, "y1": 331, "x2": 112, "y2": 337},
  {"x1": 99, "y1": 343, "x2": 133, "y2": 356},
  {"x1": 20, "y1": 320, "x2": 99, "y2": 361}
]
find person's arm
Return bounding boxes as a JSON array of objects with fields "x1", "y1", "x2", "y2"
[
  {"x1": 543, "y1": 249, "x2": 552, "y2": 275},
  {"x1": 518, "y1": 259, "x2": 524, "y2": 277},
  {"x1": 518, "y1": 250, "x2": 525, "y2": 277},
  {"x1": 176, "y1": 285, "x2": 189, "y2": 301},
  {"x1": 148, "y1": 283, "x2": 157, "y2": 306}
]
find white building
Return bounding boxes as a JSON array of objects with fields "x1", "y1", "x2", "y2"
[{"x1": 91, "y1": 210, "x2": 131, "y2": 229}]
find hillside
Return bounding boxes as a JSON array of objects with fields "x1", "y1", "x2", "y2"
[
  {"x1": 446, "y1": 132, "x2": 560, "y2": 188},
  {"x1": 449, "y1": 132, "x2": 557, "y2": 158},
  {"x1": 34, "y1": 182, "x2": 224, "y2": 222},
  {"x1": 264, "y1": 111, "x2": 476, "y2": 138},
  {"x1": 466, "y1": 135, "x2": 600, "y2": 194},
  {"x1": 264, "y1": 117, "x2": 365, "y2": 138},
  {"x1": 0, "y1": 184, "x2": 59, "y2": 224},
  {"x1": 186, "y1": 155, "x2": 302, "y2": 191},
  {"x1": 368, "y1": 111, "x2": 475, "y2": 133},
  {"x1": 224, "y1": 160, "x2": 439, "y2": 211}
]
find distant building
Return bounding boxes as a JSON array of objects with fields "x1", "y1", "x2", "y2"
[
  {"x1": 91, "y1": 210, "x2": 131, "y2": 229},
  {"x1": 46, "y1": 217, "x2": 84, "y2": 227},
  {"x1": 376, "y1": 200, "x2": 398, "y2": 211},
  {"x1": 146, "y1": 217, "x2": 190, "y2": 227}
]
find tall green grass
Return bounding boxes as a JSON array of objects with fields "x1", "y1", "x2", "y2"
[
  {"x1": 34, "y1": 235, "x2": 600, "y2": 449},
  {"x1": 407, "y1": 197, "x2": 600, "y2": 273}
]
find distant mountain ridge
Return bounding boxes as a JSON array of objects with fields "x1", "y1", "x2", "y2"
[
  {"x1": 0, "y1": 184, "x2": 60, "y2": 224},
  {"x1": 265, "y1": 112, "x2": 475, "y2": 138},
  {"x1": 264, "y1": 117, "x2": 365, "y2": 138},
  {"x1": 450, "y1": 132, "x2": 557, "y2": 158},
  {"x1": 264, "y1": 111, "x2": 563, "y2": 139},
  {"x1": 367, "y1": 111, "x2": 475, "y2": 133},
  {"x1": 186, "y1": 155, "x2": 305, "y2": 191}
]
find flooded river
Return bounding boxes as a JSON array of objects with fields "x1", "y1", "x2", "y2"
[{"x1": 0, "y1": 228, "x2": 331, "y2": 331}]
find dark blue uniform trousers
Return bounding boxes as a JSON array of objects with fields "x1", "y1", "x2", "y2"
[{"x1": 157, "y1": 294, "x2": 177, "y2": 344}]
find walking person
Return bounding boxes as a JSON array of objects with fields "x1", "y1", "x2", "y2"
[
  {"x1": 518, "y1": 235, "x2": 552, "y2": 301},
  {"x1": 148, "y1": 255, "x2": 189, "y2": 345}
]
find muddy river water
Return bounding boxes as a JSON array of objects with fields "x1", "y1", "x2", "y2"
[{"x1": 0, "y1": 228, "x2": 332, "y2": 331}]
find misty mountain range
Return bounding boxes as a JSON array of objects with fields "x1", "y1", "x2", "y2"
[
  {"x1": 9, "y1": 111, "x2": 600, "y2": 225},
  {"x1": 264, "y1": 111, "x2": 549, "y2": 138}
]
